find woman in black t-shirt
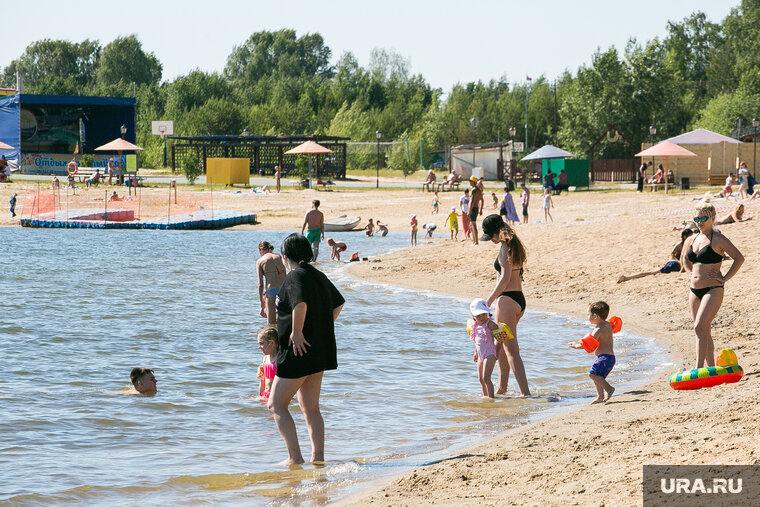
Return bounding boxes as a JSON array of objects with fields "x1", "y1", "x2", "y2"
[{"x1": 268, "y1": 234, "x2": 345, "y2": 465}]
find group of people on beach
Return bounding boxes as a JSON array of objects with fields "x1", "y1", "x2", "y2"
[{"x1": 414, "y1": 177, "x2": 556, "y2": 246}]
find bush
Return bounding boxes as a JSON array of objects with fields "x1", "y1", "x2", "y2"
[
  {"x1": 182, "y1": 150, "x2": 202, "y2": 185},
  {"x1": 80, "y1": 154, "x2": 93, "y2": 167}
]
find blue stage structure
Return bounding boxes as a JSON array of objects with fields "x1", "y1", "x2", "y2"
[{"x1": 0, "y1": 93, "x2": 136, "y2": 173}]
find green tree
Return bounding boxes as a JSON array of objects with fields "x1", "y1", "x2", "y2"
[
  {"x1": 1, "y1": 39, "x2": 100, "y2": 91},
  {"x1": 664, "y1": 12, "x2": 723, "y2": 104},
  {"x1": 224, "y1": 29, "x2": 332, "y2": 86},
  {"x1": 694, "y1": 89, "x2": 760, "y2": 135},
  {"x1": 166, "y1": 70, "x2": 231, "y2": 118},
  {"x1": 182, "y1": 150, "x2": 202, "y2": 184},
  {"x1": 181, "y1": 97, "x2": 245, "y2": 136},
  {"x1": 96, "y1": 35, "x2": 162, "y2": 87},
  {"x1": 722, "y1": 0, "x2": 760, "y2": 88}
]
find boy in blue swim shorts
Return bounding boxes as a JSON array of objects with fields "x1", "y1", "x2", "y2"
[{"x1": 569, "y1": 301, "x2": 615, "y2": 404}]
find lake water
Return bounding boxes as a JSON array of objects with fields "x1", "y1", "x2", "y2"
[{"x1": 0, "y1": 229, "x2": 665, "y2": 505}]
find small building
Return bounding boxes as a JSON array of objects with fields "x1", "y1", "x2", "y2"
[
  {"x1": 0, "y1": 93, "x2": 136, "y2": 173},
  {"x1": 169, "y1": 134, "x2": 349, "y2": 178},
  {"x1": 449, "y1": 142, "x2": 512, "y2": 181}
]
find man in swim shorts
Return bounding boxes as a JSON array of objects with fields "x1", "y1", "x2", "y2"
[
  {"x1": 468, "y1": 176, "x2": 484, "y2": 245},
  {"x1": 301, "y1": 199, "x2": 325, "y2": 261}
]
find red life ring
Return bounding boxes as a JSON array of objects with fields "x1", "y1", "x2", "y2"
[{"x1": 67, "y1": 161, "x2": 78, "y2": 176}]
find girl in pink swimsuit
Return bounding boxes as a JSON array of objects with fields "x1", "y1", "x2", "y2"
[
  {"x1": 257, "y1": 326, "x2": 279, "y2": 399},
  {"x1": 469, "y1": 299, "x2": 499, "y2": 398}
]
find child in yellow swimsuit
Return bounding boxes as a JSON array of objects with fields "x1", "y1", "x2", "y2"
[{"x1": 447, "y1": 206, "x2": 459, "y2": 240}]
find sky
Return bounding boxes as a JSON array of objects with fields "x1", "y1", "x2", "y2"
[{"x1": 6, "y1": 0, "x2": 737, "y2": 91}]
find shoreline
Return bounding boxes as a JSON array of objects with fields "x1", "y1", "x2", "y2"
[
  {"x1": 331, "y1": 196, "x2": 758, "y2": 504},
  {"x1": 333, "y1": 248, "x2": 682, "y2": 506}
]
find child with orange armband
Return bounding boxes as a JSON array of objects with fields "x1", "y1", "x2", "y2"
[
  {"x1": 256, "y1": 326, "x2": 279, "y2": 399},
  {"x1": 569, "y1": 301, "x2": 616, "y2": 404}
]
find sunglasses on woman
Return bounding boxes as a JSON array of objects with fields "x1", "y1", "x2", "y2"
[{"x1": 693, "y1": 216, "x2": 709, "y2": 223}]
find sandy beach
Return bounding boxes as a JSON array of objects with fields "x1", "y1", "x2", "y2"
[{"x1": 3, "y1": 179, "x2": 759, "y2": 504}]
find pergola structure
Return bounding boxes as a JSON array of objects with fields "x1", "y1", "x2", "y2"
[{"x1": 169, "y1": 134, "x2": 349, "y2": 178}]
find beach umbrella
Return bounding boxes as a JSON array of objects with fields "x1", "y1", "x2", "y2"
[
  {"x1": 0, "y1": 141, "x2": 13, "y2": 150},
  {"x1": 636, "y1": 141, "x2": 696, "y2": 194},
  {"x1": 284, "y1": 140, "x2": 333, "y2": 155},
  {"x1": 521, "y1": 144, "x2": 574, "y2": 162},
  {"x1": 95, "y1": 138, "x2": 143, "y2": 184},
  {"x1": 285, "y1": 141, "x2": 333, "y2": 189}
]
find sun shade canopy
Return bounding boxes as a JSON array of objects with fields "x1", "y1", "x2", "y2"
[
  {"x1": 521, "y1": 144, "x2": 574, "y2": 161},
  {"x1": 635, "y1": 141, "x2": 696, "y2": 158},
  {"x1": 284, "y1": 141, "x2": 333, "y2": 155},
  {"x1": 664, "y1": 128, "x2": 741, "y2": 145},
  {"x1": 95, "y1": 138, "x2": 143, "y2": 151}
]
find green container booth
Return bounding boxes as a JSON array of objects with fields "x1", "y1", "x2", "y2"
[{"x1": 542, "y1": 159, "x2": 589, "y2": 188}]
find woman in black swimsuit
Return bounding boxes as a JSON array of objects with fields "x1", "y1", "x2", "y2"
[
  {"x1": 481, "y1": 214, "x2": 531, "y2": 396},
  {"x1": 681, "y1": 203, "x2": 744, "y2": 368}
]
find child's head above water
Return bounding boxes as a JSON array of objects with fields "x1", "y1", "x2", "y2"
[
  {"x1": 258, "y1": 326, "x2": 279, "y2": 356},
  {"x1": 470, "y1": 298, "x2": 490, "y2": 324},
  {"x1": 326, "y1": 237, "x2": 335, "y2": 246},
  {"x1": 588, "y1": 301, "x2": 610, "y2": 322}
]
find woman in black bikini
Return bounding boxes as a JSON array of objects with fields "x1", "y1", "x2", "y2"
[
  {"x1": 481, "y1": 214, "x2": 531, "y2": 396},
  {"x1": 681, "y1": 203, "x2": 744, "y2": 368}
]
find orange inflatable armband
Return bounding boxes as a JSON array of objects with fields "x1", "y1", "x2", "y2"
[
  {"x1": 579, "y1": 332, "x2": 599, "y2": 353},
  {"x1": 607, "y1": 316, "x2": 622, "y2": 333}
]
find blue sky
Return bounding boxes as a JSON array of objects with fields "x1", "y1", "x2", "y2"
[{"x1": 9, "y1": 0, "x2": 735, "y2": 91}]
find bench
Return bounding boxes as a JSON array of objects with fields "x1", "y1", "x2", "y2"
[
  {"x1": 708, "y1": 174, "x2": 729, "y2": 186},
  {"x1": 71, "y1": 168, "x2": 103, "y2": 185},
  {"x1": 438, "y1": 181, "x2": 461, "y2": 192},
  {"x1": 649, "y1": 174, "x2": 675, "y2": 191}
]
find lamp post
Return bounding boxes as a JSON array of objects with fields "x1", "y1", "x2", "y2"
[
  {"x1": 649, "y1": 125, "x2": 657, "y2": 169},
  {"x1": 376, "y1": 130, "x2": 382, "y2": 189},
  {"x1": 470, "y1": 117, "x2": 478, "y2": 172},
  {"x1": 509, "y1": 126, "x2": 516, "y2": 181},
  {"x1": 753, "y1": 117, "x2": 758, "y2": 180},
  {"x1": 119, "y1": 124, "x2": 128, "y2": 185}
]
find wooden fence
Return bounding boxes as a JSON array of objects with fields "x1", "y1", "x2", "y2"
[{"x1": 591, "y1": 159, "x2": 637, "y2": 182}]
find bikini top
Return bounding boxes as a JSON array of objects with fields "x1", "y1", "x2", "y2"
[
  {"x1": 494, "y1": 257, "x2": 524, "y2": 279},
  {"x1": 686, "y1": 231, "x2": 723, "y2": 264}
]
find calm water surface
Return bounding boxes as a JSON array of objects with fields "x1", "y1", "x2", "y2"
[{"x1": 0, "y1": 229, "x2": 664, "y2": 505}]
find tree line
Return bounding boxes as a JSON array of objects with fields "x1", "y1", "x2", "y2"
[{"x1": 2, "y1": 0, "x2": 760, "y2": 170}]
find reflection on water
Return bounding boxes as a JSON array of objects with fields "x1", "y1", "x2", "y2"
[{"x1": 0, "y1": 229, "x2": 664, "y2": 505}]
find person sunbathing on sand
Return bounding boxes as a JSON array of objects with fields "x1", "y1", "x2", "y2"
[
  {"x1": 714, "y1": 203, "x2": 751, "y2": 225},
  {"x1": 617, "y1": 229, "x2": 694, "y2": 283},
  {"x1": 569, "y1": 301, "x2": 615, "y2": 404}
]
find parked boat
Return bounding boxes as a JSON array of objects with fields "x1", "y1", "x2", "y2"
[{"x1": 324, "y1": 215, "x2": 361, "y2": 232}]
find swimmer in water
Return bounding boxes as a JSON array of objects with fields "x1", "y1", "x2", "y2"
[
  {"x1": 129, "y1": 367, "x2": 157, "y2": 394},
  {"x1": 257, "y1": 241, "x2": 287, "y2": 325}
]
